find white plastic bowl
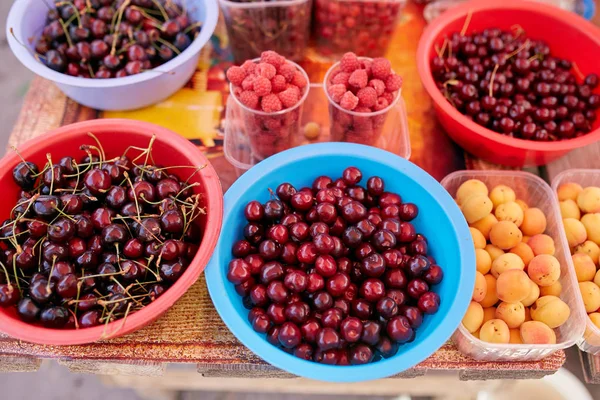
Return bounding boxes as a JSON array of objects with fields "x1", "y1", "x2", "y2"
[{"x1": 6, "y1": 0, "x2": 218, "y2": 111}]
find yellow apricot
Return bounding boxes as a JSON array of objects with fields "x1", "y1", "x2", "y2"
[
  {"x1": 457, "y1": 179, "x2": 489, "y2": 205},
  {"x1": 528, "y1": 254, "x2": 561, "y2": 287},
  {"x1": 577, "y1": 186, "x2": 600, "y2": 213},
  {"x1": 496, "y1": 301, "x2": 526, "y2": 328},
  {"x1": 473, "y1": 271, "x2": 487, "y2": 302},
  {"x1": 480, "y1": 275, "x2": 499, "y2": 308},
  {"x1": 540, "y1": 280, "x2": 562, "y2": 297},
  {"x1": 520, "y1": 321, "x2": 557, "y2": 344},
  {"x1": 470, "y1": 227, "x2": 486, "y2": 249},
  {"x1": 476, "y1": 248, "x2": 492, "y2": 274},
  {"x1": 496, "y1": 269, "x2": 531, "y2": 303},
  {"x1": 462, "y1": 195, "x2": 494, "y2": 224},
  {"x1": 579, "y1": 282, "x2": 600, "y2": 313},
  {"x1": 509, "y1": 242, "x2": 535, "y2": 267},
  {"x1": 559, "y1": 199, "x2": 581, "y2": 220},
  {"x1": 521, "y1": 280, "x2": 540, "y2": 307},
  {"x1": 462, "y1": 301, "x2": 484, "y2": 333},
  {"x1": 572, "y1": 253, "x2": 596, "y2": 282},
  {"x1": 581, "y1": 213, "x2": 600, "y2": 245},
  {"x1": 479, "y1": 319, "x2": 510, "y2": 343},
  {"x1": 530, "y1": 296, "x2": 570, "y2": 328},
  {"x1": 489, "y1": 185, "x2": 516, "y2": 209},
  {"x1": 527, "y1": 234, "x2": 555, "y2": 256},
  {"x1": 557, "y1": 182, "x2": 583, "y2": 202},
  {"x1": 489, "y1": 221, "x2": 523, "y2": 250},
  {"x1": 563, "y1": 218, "x2": 587, "y2": 248},
  {"x1": 521, "y1": 208, "x2": 547, "y2": 236},
  {"x1": 575, "y1": 241, "x2": 600, "y2": 265},
  {"x1": 491, "y1": 253, "x2": 525, "y2": 278},
  {"x1": 470, "y1": 214, "x2": 498, "y2": 240}
]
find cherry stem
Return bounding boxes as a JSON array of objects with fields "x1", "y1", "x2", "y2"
[
  {"x1": 8, "y1": 28, "x2": 47, "y2": 65},
  {"x1": 572, "y1": 62, "x2": 586, "y2": 82},
  {"x1": 155, "y1": 37, "x2": 180, "y2": 55},
  {"x1": 183, "y1": 22, "x2": 203, "y2": 35},
  {"x1": 11, "y1": 255, "x2": 21, "y2": 293},
  {"x1": 504, "y1": 39, "x2": 530, "y2": 61},
  {"x1": 67, "y1": 308, "x2": 80, "y2": 329},
  {"x1": 46, "y1": 256, "x2": 57, "y2": 292},
  {"x1": 57, "y1": 1, "x2": 83, "y2": 27},
  {"x1": 111, "y1": 0, "x2": 131, "y2": 56},
  {"x1": 46, "y1": 153, "x2": 55, "y2": 195},
  {"x1": 0, "y1": 261, "x2": 13, "y2": 288},
  {"x1": 489, "y1": 63, "x2": 499, "y2": 98},
  {"x1": 87, "y1": 132, "x2": 106, "y2": 167},
  {"x1": 150, "y1": 0, "x2": 169, "y2": 21},
  {"x1": 58, "y1": 18, "x2": 74, "y2": 48},
  {"x1": 460, "y1": 10, "x2": 472, "y2": 36}
]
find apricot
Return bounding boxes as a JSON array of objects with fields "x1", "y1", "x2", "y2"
[
  {"x1": 479, "y1": 319, "x2": 510, "y2": 344},
  {"x1": 581, "y1": 213, "x2": 600, "y2": 245},
  {"x1": 495, "y1": 201, "x2": 524, "y2": 226},
  {"x1": 521, "y1": 280, "x2": 540, "y2": 307},
  {"x1": 491, "y1": 253, "x2": 525, "y2": 278},
  {"x1": 520, "y1": 321, "x2": 557, "y2": 344},
  {"x1": 509, "y1": 328, "x2": 523, "y2": 344},
  {"x1": 496, "y1": 301, "x2": 526, "y2": 328},
  {"x1": 473, "y1": 329, "x2": 480, "y2": 339},
  {"x1": 540, "y1": 280, "x2": 563, "y2": 297},
  {"x1": 557, "y1": 182, "x2": 583, "y2": 202},
  {"x1": 563, "y1": 218, "x2": 587, "y2": 248},
  {"x1": 496, "y1": 269, "x2": 531, "y2": 303},
  {"x1": 462, "y1": 195, "x2": 494, "y2": 224},
  {"x1": 509, "y1": 242, "x2": 535, "y2": 267},
  {"x1": 480, "y1": 275, "x2": 499, "y2": 308},
  {"x1": 485, "y1": 244, "x2": 505, "y2": 263},
  {"x1": 457, "y1": 179, "x2": 489, "y2": 205},
  {"x1": 527, "y1": 254, "x2": 561, "y2": 287},
  {"x1": 589, "y1": 313, "x2": 600, "y2": 330},
  {"x1": 476, "y1": 248, "x2": 492, "y2": 274},
  {"x1": 524, "y1": 307, "x2": 531, "y2": 322},
  {"x1": 527, "y1": 234, "x2": 555, "y2": 256},
  {"x1": 471, "y1": 214, "x2": 498, "y2": 240},
  {"x1": 594, "y1": 270, "x2": 600, "y2": 287},
  {"x1": 575, "y1": 241, "x2": 600, "y2": 265},
  {"x1": 483, "y1": 307, "x2": 496, "y2": 324},
  {"x1": 489, "y1": 185, "x2": 516, "y2": 209},
  {"x1": 559, "y1": 199, "x2": 581, "y2": 220},
  {"x1": 579, "y1": 281, "x2": 600, "y2": 313},
  {"x1": 470, "y1": 227, "x2": 486, "y2": 249},
  {"x1": 463, "y1": 301, "x2": 484, "y2": 333},
  {"x1": 520, "y1": 208, "x2": 547, "y2": 236},
  {"x1": 572, "y1": 253, "x2": 596, "y2": 282},
  {"x1": 530, "y1": 296, "x2": 570, "y2": 328},
  {"x1": 515, "y1": 199, "x2": 529, "y2": 212},
  {"x1": 473, "y1": 271, "x2": 487, "y2": 302},
  {"x1": 489, "y1": 221, "x2": 523, "y2": 250},
  {"x1": 577, "y1": 186, "x2": 600, "y2": 213}
]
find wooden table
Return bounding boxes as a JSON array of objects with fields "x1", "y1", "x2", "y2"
[{"x1": 3, "y1": 1, "x2": 600, "y2": 397}]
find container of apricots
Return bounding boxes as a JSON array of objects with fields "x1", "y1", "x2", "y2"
[
  {"x1": 553, "y1": 169, "x2": 600, "y2": 355},
  {"x1": 441, "y1": 170, "x2": 586, "y2": 361}
]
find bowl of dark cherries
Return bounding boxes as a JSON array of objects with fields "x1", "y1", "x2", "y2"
[
  {"x1": 205, "y1": 142, "x2": 475, "y2": 382},
  {"x1": 6, "y1": 0, "x2": 218, "y2": 111},
  {"x1": 0, "y1": 119, "x2": 223, "y2": 345},
  {"x1": 417, "y1": 0, "x2": 600, "y2": 166}
]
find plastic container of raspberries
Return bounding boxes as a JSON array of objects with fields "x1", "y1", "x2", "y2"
[
  {"x1": 224, "y1": 83, "x2": 411, "y2": 177},
  {"x1": 551, "y1": 169, "x2": 600, "y2": 355},
  {"x1": 219, "y1": 0, "x2": 313, "y2": 63},
  {"x1": 441, "y1": 170, "x2": 586, "y2": 362},
  {"x1": 313, "y1": 0, "x2": 407, "y2": 58}
]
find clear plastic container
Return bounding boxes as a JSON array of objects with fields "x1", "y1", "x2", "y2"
[
  {"x1": 224, "y1": 83, "x2": 411, "y2": 176},
  {"x1": 313, "y1": 0, "x2": 407, "y2": 58},
  {"x1": 219, "y1": 0, "x2": 312, "y2": 63},
  {"x1": 551, "y1": 169, "x2": 600, "y2": 355},
  {"x1": 423, "y1": 0, "x2": 596, "y2": 23},
  {"x1": 441, "y1": 170, "x2": 587, "y2": 362}
]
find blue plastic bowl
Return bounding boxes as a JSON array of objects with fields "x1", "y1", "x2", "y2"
[
  {"x1": 6, "y1": 0, "x2": 218, "y2": 111},
  {"x1": 205, "y1": 143, "x2": 475, "y2": 382}
]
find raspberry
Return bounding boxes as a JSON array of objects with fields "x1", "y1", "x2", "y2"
[
  {"x1": 292, "y1": 71, "x2": 308, "y2": 88},
  {"x1": 331, "y1": 71, "x2": 350, "y2": 86},
  {"x1": 371, "y1": 58, "x2": 391, "y2": 80},
  {"x1": 348, "y1": 69, "x2": 368, "y2": 89},
  {"x1": 256, "y1": 63, "x2": 276, "y2": 79},
  {"x1": 380, "y1": 92, "x2": 394, "y2": 105},
  {"x1": 357, "y1": 87, "x2": 377, "y2": 108},
  {"x1": 340, "y1": 52, "x2": 360, "y2": 73},
  {"x1": 327, "y1": 84, "x2": 347, "y2": 103},
  {"x1": 340, "y1": 91, "x2": 359, "y2": 110},
  {"x1": 261, "y1": 50, "x2": 285, "y2": 67},
  {"x1": 385, "y1": 73, "x2": 403, "y2": 92},
  {"x1": 278, "y1": 87, "x2": 301, "y2": 108},
  {"x1": 232, "y1": 86, "x2": 242, "y2": 97},
  {"x1": 239, "y1": 90, "x2": 259, "y2": 109},
  {"x1": 271, "y1": 75, "x2": 287, "y2": 93},
  {"x1": 279, "y1": 63, "x2": 296, "y2": 82},
  {"x1": 241, "y1": 75, "x2": 256, "y2": 91},
  {"x1": 374, "y1": 97, "x2": 390, "y2": 111},
  {"x1": 241, "y1": 60, "x2": 256, "y2": 75},
  {"x1": 354, "y1": 106, "x2": 372, "y2": 113},
  {"x1": 361, "y1": 59, "x2": 372, "y2": 76},
  {"x1": 253, "y1": 76, "x2": 272, "y2": 97},
  {"x1": 264, "y1": 117, "x2": 282, "y2": 131},
  {"x1": 261, "y1": 93, "x2": 283, "y2": 112},
  {"x1": 368, "y1": 79, "x2": 386, "y2": 96},
  {"x1": 226, "y1": 66, "x2": 246, "y2": 86}
]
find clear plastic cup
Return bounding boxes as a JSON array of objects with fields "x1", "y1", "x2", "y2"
[
  {"x1": 229, "y1": 59, "x2": 310, "y2": 160},
  {"x1": 219, "y1": 0, "x2": 312, "y2": 63},
  {"x1": 551, "y1": 169, "x2": 600, "y2": 355},
  {"x1": 313, "y1": 0, "x2": 407, "y2": 58},
  {"x1": 441, "y1": 170, "x2": 587, "y2": 362},
  {"x1": 324, "y1": 59, "x2": 402, "y2": 146}
]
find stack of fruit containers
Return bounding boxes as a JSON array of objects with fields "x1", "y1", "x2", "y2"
[
  {"x1": 219, "y1": 0, "x2": 313, "y2": 63},
  {"x1": 313, "y1": 0, "x2": 407, "y2": 58},
  {"x1": 552, "y1": 169, "x2": 600, "y2": 355},
  {"x1": 441, "y1": 170, "x2": 586, "y2": 361}
]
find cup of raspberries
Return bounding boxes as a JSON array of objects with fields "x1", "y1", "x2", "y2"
[
  {"x1": 227, "y1": 51, "x2": 310, "y2": 160},
  {"x1": 219, "y1": 0, "x2": 313, "y2": 63},
  {"x1": 324, "y1": 52, "x2": 403, "y2": 146},
  {"x1": 313, "y1": 0, "x2": 405, "y2": 58}
]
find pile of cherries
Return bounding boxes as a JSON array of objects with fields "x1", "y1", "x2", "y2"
[
  {"x1": 431, "y1": 27, "x2": 599, "y2": 141},
  {"x1": 34, "y1": 0, "x2": 200, "y2": 78},
  {"x1": 227, "y1": 167, "x2": 443, "y2": 365},
  {"x1": 0, "y1": 135, "x2": 203, "y2": 329}
]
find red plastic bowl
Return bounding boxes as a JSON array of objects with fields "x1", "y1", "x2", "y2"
[
  {"x1": 0, "y1": 119, "x2": 223, "y2": 345},
  {"x1": 417, "y1": 0, "x2": 600, "y2": 167}
]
